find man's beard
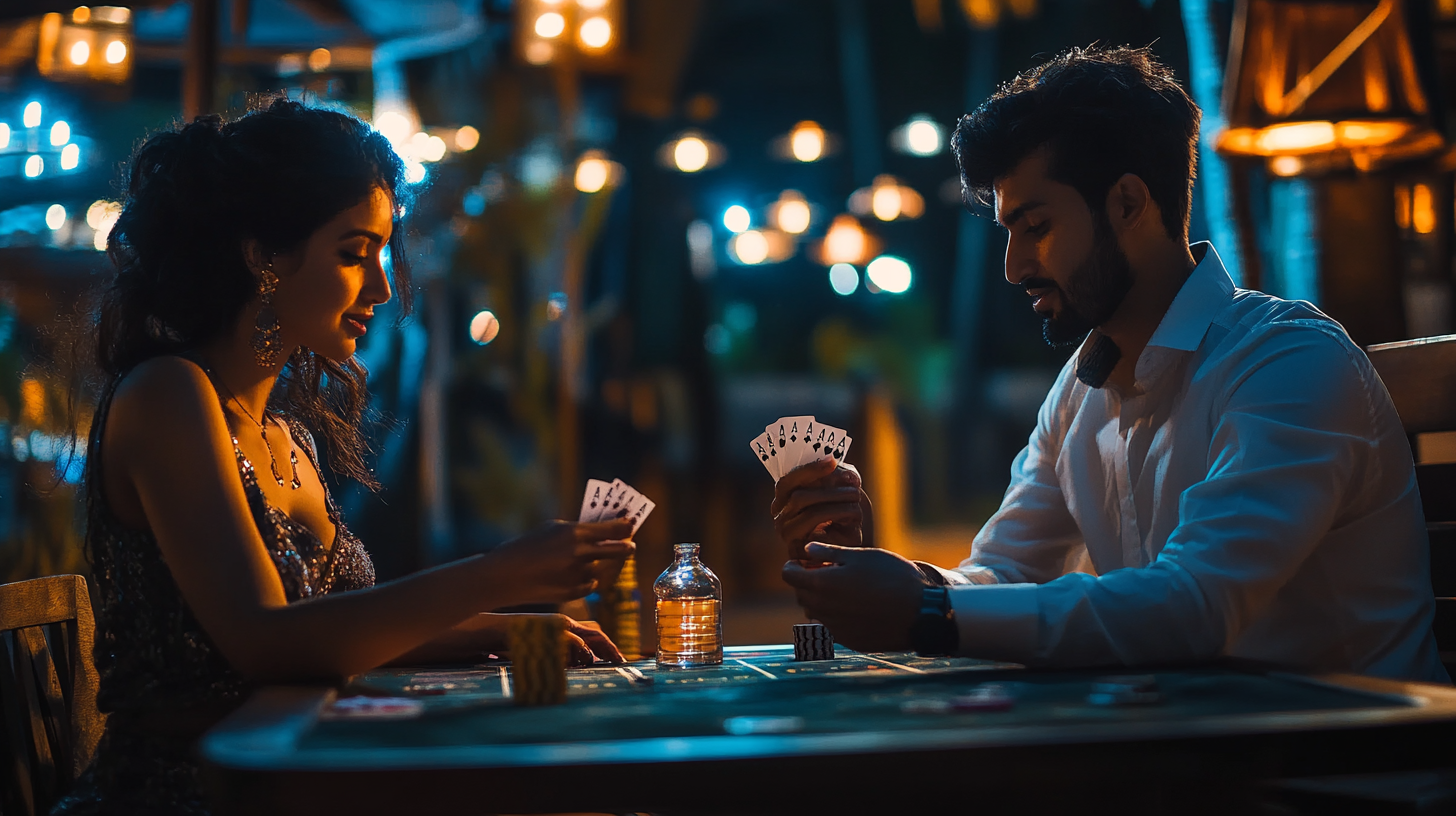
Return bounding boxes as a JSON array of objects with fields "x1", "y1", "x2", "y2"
[{"x1": 1032, "y1": 215, "x2": 1135, "y2": 348}]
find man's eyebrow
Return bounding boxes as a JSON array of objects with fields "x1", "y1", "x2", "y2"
[
  {"x1": 997, "y1": 200, "x2": 1046, "y2": 229},
  {"x1": 338, "y1": 229, "x2": 385, "y2": 243}
]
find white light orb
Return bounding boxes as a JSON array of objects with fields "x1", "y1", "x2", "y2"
[
  {"x1": 105, "y1": 40, "x2": 127, "y2": 64},
  {"x1": 579, "y1": 17, "x2": 612, "y2": 48},
  {"x1": 776, "y1": 198, "x2": 811, "y2": 234},
  {"x1": 790, "y1": 122, "x2": 825, "y2": 162},
  {"x1": 374, "y1": 111, "x2": 412, "y2": 146},
  {"x1": 866, "y1": 255, "x2": 912, "y2": 294},
  {"x1": 871, "y1": 184, "x2": 903, "y2": 221},
  {"x1": 673, "y1": 136, "x2": 709, "y2": 172},
  {"x1": 535, "y1": 12, "x2": 566, "y2": 38},
  {"x1": 525, "y1": 41, "x2": 554, "y2": 64},
  {"x1": 24, "y1": 154, "x2": 42, "y2": 178},
  {"x1": 60, "y1": 143, "x2": 80, "y2": 170},
  {"x1": 69, "y1": 40, "x2": 90, "y2": 66},
  {"x1": 23, "y1": 102, "x2": 41, "y2": 129},
  {"x1": 829, "y1": 263, "x2": 859, "y2": 295},
  {"x1": 723, "y1": 204, "x2": 750, "y2": 233},
  {"x1": 45, "y1": 204, "x2": 66, "y2": 231},
  {"x1": 50, "y1": 120, "x2": 70, "y2": 146},
  {"x1": 421, "y1": 135, "x2": 448, "y2": 162},
  {"x1": 469, "y1": 310, "x2": 500, "y2": 345},
  {"x1": 730, "y1": 230, "x2": 769, "y2": 265},
  {"x1": 404, "y1": 160, "x2": 426, "y2": 184},
  {"x1": 574, "y1": 156, "x2": 610, "y2": 193},
  {"x1": 904, "y1": 118, "x2": 943, "y2": 156},
  {"x1": 0, "y1": 123, "x2": 9, "y2": 149}
]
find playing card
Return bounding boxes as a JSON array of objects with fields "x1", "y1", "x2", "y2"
[
  {"x1": 623, "y1": 493, "x2": 656, "y2": 534},
  {"x1": 600, "y1": 479, "x2": 627, "y2": 519},
  {"x1": 580, "y1": 479, "x2": 612, "y2": 522},
  {"x1": 807, "y1": 422, "x2": 843, "y2": 463},
  {"x1": 752, "y1": 429, "x2": 785, "y2": 480},
  {"x1": 775, "y1": 415, "x2": 815, "y2": 471},
  {"x1": 605, "y1": 480, "x2": 642, "y2": 521},
  {"x1": 750, "y1": 433, "x2": 777, "y2": 478}
]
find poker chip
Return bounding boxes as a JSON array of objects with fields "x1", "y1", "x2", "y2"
[
  {"x1": 792, "y1": 623, "x2": 835, "y2": 661},
  {"x1": 509, "y1": 616, "x2": 568, "y2": 706},
  {"x1": 321, "y1": 696, "x2": 424, "y2": 720}
]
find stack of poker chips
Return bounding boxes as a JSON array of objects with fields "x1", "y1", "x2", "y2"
[
  {"x1": 508, "y1": 615, "x2": 568, "y2": 706},
  {"x1": 612, "y1": 555, "x2": 642, "y2": 660},
  {"x1": 792, "y1": 623, "x2": 835, "y2": 661}
]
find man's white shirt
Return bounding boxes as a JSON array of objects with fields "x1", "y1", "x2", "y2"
[{"x1": 932, "y1": 242, "x2": 1447, "y2": 682}]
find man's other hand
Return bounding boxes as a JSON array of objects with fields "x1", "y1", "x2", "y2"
[
  {"x1": 772, "y1": 459, "x2": 871, "y2": 560},
  {"x1": 781, "y1": 542, "x2": 930, "y2": 652}
]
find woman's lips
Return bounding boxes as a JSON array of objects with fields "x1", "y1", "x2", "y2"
[{"x1": 344, "y1": 316, "x2": 368, "y2": 336}]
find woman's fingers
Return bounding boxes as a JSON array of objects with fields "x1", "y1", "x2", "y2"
[
  {"x1": 570, "y1": 621, "x2": 625, "y2": 663},
  {"x1": 565, "y1": 632, "x2": 595, "y2": 665}
]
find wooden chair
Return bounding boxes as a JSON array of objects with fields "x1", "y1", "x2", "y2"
[
  {"x1": 0, "y1": 575, "x2": 105, "y2": 816},
  {"x1": 1367, "y1": 334, "x2": 1456, "y2": 674}
]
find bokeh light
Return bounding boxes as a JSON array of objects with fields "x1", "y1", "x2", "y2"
[
  {"x1": 866, "y1": 255, "x2": 912, "y2": 294},
  {"x1": 579, "y1": 17, "x2": 613, "y2": 49},
  {"x1": 24, "y1": 155, "x2": 42, "y2": 178},
  {"x1": 308, "y1": 48, "x2": 331, "y2": 72},
  {"x1": 535, "y1": 12, "x2": 566, "y2": 38},
  {"x1": 469, "y1": 310, "x2": 501, "y2": 345},
  {"x1": 23, "y1": 102, "x2": 41, "y2": 129},
  {"x1": 673, "y1": 136, "x2": 709, "y2": 172},
  {"x1": 730, "y1": 230, "x2": 769, "y2": 264},
  {"x1": 45, "y1": 204, "x2": 66, "y2": 231},
  {"x1": 105, "y1": 40, "x2": 127, "y2": 64},
  {"x1": 790, "y1": 121, "x2": 825, "y2": 162},
  {"x1": 455, "y1": 126, "x2": 480, "y2": 151},
  {"x1": 50, "y1": 120, "x2": 69, "y2": 146},
  {"x1": 829, "y1": 263, "x2": 859, "y2": 295},
  {"x1": 60, "y1": 143, "x2": 80, "y2": 170},
  {"x1": 773, "y1": 191, "x2": 811, "y2": 234},
  {"x1": 575, "y1": 152, "x2": 610, "y2": 193},
  {"x1": 69, "y1": 40, "x2": 89, "y2": 65},
  {"x1": 723, "y1": 205, "x2": 750, "y2": 233}
]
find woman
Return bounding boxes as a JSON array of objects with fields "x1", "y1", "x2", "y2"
[{"x1": 54, "y1": 99, "x2": 632, "y2": 814}]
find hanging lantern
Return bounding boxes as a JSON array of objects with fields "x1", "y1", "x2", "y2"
[{"x1": 1217, "y1": 0, "x2": 1443, "y2": 174}]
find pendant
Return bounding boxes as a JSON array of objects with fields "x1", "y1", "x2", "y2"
[{"x1": 288, "y1": 448, "x2": 302, "y2": 490}]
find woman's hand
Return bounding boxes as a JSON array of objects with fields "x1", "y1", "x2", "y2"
[
  {"x1": 384, "y1": 613, "x2": 625, "y2": 666},
  {"x1": 562, "y1": 617, "x2": 625, "y2": 664},
  {"x1": 485, "y1": 520, "x2": 635, "y2": 607}
]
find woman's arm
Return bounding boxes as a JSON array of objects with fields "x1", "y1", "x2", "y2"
[
  {"x1": 385, "y1": 613, "x2": 625, "y2": 666},
  {"x1": 107, "y1": 357, "x2": 633, "y2": 682}
]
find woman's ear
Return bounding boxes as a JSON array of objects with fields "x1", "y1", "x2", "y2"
[{"x1": 240, "y1": 238, "x2": 270, "y2": 278}]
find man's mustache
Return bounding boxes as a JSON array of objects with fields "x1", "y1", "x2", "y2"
[{"x1": 1022, "y1": 277, "x2": 1059, "y2": 293}]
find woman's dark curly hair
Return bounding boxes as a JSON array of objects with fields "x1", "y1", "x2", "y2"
[{"x1": 95, "y1": 97, "x2": 413, "y2": 489}]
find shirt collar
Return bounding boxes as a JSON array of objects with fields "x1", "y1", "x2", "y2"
[{"x1": 1144, "y1": 241, "x2": 1235, "y2": 352}]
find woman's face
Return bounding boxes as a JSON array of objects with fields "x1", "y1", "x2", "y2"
[{"x1": 271, "y1": 186, "x2": 394, "y2": 363}]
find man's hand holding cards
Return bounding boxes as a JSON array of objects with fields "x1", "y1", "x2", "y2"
[{"x1": 753, "y1": 417, "x2": 866, "y2": 561}]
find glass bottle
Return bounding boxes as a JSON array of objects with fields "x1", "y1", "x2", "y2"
[{"x1": 654, "y1": 543, "x2": 723, "y2": 668}]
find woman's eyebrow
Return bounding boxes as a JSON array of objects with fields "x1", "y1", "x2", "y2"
[{"x1": 338, "y1": 228, "x2": 385, "y2": 243}]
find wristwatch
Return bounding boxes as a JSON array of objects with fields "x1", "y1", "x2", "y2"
[{"x1": 909, "y1": 586, "x2": 958, "y2": 656}]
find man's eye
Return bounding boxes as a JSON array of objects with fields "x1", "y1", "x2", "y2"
[{"x1": 1026, "y1": 222, "x2": 1050, "y2": 237}]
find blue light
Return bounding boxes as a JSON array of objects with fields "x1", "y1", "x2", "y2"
[{"x1": 829, "y1": 263, "x2": 858, "y2": 295}]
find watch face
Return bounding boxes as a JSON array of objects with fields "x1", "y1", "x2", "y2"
[{"x1": 910, "y1": 612, "x2": 955, "y2": 656}]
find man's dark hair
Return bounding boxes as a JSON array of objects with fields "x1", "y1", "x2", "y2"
[{"x1": 952, "y1": 45, "x2": 1201, "y2": 241}]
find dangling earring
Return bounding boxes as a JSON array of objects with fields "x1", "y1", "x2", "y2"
[{"x1": 251, "y1": 266, "x2": 282, "y2": 368}]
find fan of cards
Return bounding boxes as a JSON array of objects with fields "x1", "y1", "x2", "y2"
[
  {"x1": 578, "y1": 478, "x2": 656, "y2": 533},
  {"x1": 750, "y1": 416, "x2": 852, "y2": 483}
]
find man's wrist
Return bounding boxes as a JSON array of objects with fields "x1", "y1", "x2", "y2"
[{"x1": 909, "y1": 586, "x2": 958, "y2": 656}]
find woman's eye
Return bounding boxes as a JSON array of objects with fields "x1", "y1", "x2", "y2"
[{"x1": 339, "y1": 252, "x2": 368, "y2": 264}]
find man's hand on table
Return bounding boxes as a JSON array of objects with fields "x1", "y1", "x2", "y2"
[
  {"x1": 772, "y1": 458, "x2": 872, "y2": 560},
  {"x1": 781, "y1": 542, "x2": 931, "y2": 652}
]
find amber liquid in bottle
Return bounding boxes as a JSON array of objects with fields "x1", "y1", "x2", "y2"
[{"x1": 655, "y1": 544, "x2": 723, "y2": 668}]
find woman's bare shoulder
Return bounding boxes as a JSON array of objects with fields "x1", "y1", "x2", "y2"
[{"x1": 107, "y1": 356, "x2": 222, "y2": 445}]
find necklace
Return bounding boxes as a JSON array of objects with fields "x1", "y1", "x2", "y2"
[{"x1": 209, "y1": 370, "x2": 301, "y2": 490}]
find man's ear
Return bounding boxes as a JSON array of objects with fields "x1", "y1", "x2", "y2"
[{"x1": 1104, "y1": 173, "x2": 1152, "y2": 235}]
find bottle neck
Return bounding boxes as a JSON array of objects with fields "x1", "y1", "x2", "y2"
[{"x1": 673, "y1": 544, "x2": 700, "y2": 565}]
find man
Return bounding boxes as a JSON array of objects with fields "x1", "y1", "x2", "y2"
[{"x1": 775, "y1": 45, "x2": 1445, "y2": 682}]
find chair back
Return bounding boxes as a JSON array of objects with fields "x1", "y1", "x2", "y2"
[
  {"x1": 1367, "y1": 334, "x2": 1456, "y2": 673},
  {"x1": 0, "y1": 574, "x2": 104, "y2": 816}
]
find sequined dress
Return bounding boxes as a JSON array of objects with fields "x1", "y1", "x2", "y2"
[{"x1": 53, "y1": 365, "x2": 376, "y2": 815}]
